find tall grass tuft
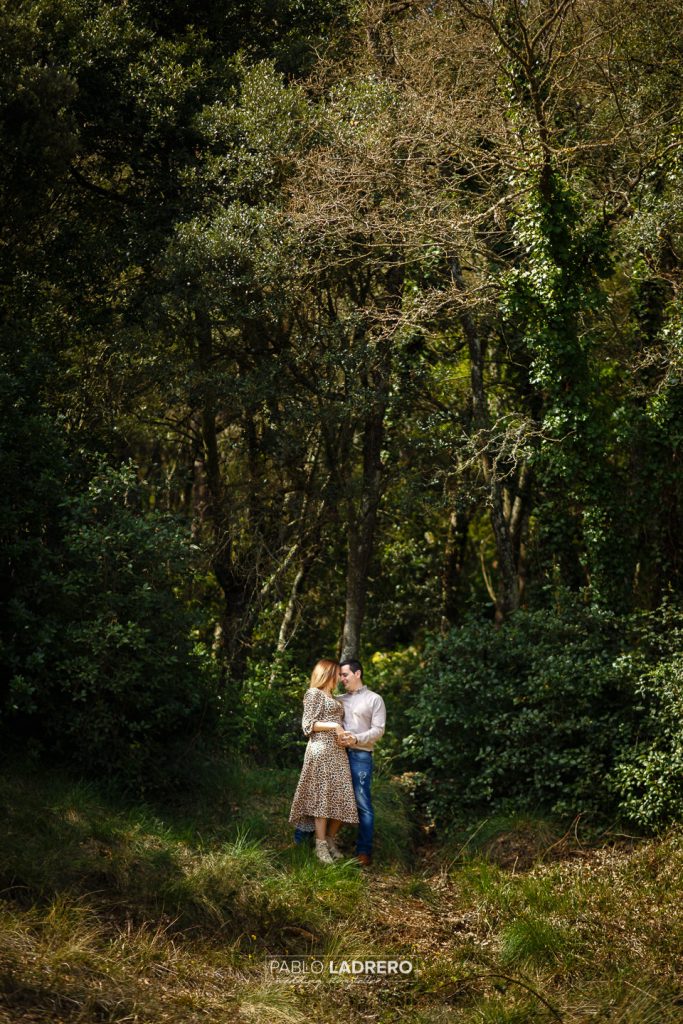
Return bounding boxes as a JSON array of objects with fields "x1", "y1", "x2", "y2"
[{"x1": 499, "y1": 915, "x2": 576, "y2": 967}]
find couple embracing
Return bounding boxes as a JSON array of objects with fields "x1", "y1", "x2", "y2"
[{"x1": 289, "y1": 658, "x2": 386, "y2": 866}]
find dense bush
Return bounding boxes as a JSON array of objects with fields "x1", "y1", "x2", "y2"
[
  {"x1": 612, "y1": 607, "x2": 683, "y2": 828},
  {"x1": 238, "y1": 653, "x2": 309, "y2": 767},
  {"x1": 0, "y1": 355, "x2": 71, "y2": 717},
  {"x1": 365, "y1": 646, "x2": 422, "y2": 772},
  {"x1": 4, "y1": 461, "x2": 219, "y2": 792},
  {"x1": 404, "y1": 603, "x2": 638, "y2": 825}
]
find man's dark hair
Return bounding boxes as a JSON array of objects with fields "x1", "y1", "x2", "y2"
[{"x1": 341, "y1": 659, "x2": 363, "y2": 678}]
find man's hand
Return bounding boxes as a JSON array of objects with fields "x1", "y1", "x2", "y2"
[
  {"x1": 333, "y1": 725, "x2": 346, "y2": 745},
  {"x1": 335, "y1": 731, "x2": 357, "y2": 747}
]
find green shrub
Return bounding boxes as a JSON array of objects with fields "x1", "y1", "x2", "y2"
[
  {"x1": 404, "y1": 603, "x2": 637, "y2": 825},
  {"x1": 0, "y1": 354, "x2": 71, "y2": 731},
  {"x1": 365, "y1": 646, "x2": 421, "y2": 773},
  {"x1": 612, "y1": 608, "x2": 683, "y2": 828},
  {"x1": 238, "y1": 653, "x2": 310, "y2": 767},
  {"x1": 4, "y1": 461, "x2": 219, "y2": 792}
]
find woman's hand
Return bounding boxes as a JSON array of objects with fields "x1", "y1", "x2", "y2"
[{"x1": 334, "y1": 724, "x2": 345, "y2": 736}]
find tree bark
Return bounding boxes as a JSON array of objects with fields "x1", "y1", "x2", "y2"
[
  {"x1": 341, "y1": 261, "x2": 403, "y2": 661},
  {"x1": 193, "y1": 306, "x2": 254, "y2": 681},
  {"x1": 341, "y1": 409, "x2": 385, "y2": 662},
  {"x1": 441, "y1": 499, "x2": 471, "y2": 629},
  {"x1": 451, "y1": 255, "x2": 521, "y2": 623}
]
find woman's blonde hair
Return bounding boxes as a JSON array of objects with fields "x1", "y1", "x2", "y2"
[{"x1": 309, "y1": 658, "x2": 339, "y2": 691}]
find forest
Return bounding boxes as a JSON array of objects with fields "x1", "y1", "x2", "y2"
[
  {"x1": 3, "y1": 0, "x2": 682, "y2": 821},
  {"x1": 1, "y1": 1, "x2": 683, "y2": 1019}
]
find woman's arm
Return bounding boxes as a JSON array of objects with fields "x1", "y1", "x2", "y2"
[
  {"x1": 302, "y1": 689, "x2": 344, "y2": 738},
  {"x1": 310, "y1": 721, "x2": 344, "y2": 733}
]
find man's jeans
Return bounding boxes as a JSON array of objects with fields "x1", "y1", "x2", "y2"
[
  {"x1": 348, "y1": 748, "x2": 374, "y2": 856},
  {"x1": 293, "y1": 749, "x2": 375, "y2": 856}
]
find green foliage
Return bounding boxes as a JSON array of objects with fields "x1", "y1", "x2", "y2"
[
  {"x1": 501, "y1": 173, "x2": 610, "y2": 417},
  {"x1": 613, "y1": 656, "x2": 683, "y2": 828},
  {"x1": 238, "y1": 653, "x2": 308, "y2": 767},
  {"x1": 2, "y1": 0, "x2": 683, "y2": 819},
  {"x1": 4, "y1": 461, "x2": 219, "y2": 793},
  {"x1": 0, "y1": 353, "x2": 71, "y2": 703},
  {"x1": 405, "y1": 603, "x2": 637, "y2": 824},
  {"x1": 499, "y1": 915, "x2": 576, "y2": 968},
  {"x1": 364, "y1": 647, "x2": 422, "y2": 771},
  {"x1": 612, "y1": 607, "x2": 683, "y2": 828},
  {"x1": 406, "y1": 602, "x2": 683, "y2": 830},
  {"x1": 0, "y1": 764, "x2": 367, "y2": 942}
]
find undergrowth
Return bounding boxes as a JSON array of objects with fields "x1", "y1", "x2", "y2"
[{"x1": 0, "y1": 764, "x2": 681, "y2": 1023}]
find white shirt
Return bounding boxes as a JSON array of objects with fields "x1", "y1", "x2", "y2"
[{"x1": 337, "y1": 685, "x2": 386, "y2": 751}]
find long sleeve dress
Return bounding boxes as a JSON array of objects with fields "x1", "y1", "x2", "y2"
[{"x1": 289, "y1": 687, "x2": 359, "y2": 832}]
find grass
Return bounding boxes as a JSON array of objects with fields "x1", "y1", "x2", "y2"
[{"x1": 1, "y1": 765, "x2": 682, "y2": 1023}]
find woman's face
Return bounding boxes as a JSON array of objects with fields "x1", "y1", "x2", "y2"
[{"x1": 327, "y1": 669, "x2": 341, "y2": 693}]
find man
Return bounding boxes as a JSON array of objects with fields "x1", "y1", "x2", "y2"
[{"x1": 327, "y1": 659, "x2": 386, "y2": 867}]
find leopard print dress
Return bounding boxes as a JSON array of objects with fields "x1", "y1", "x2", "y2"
[{"x1": 289, "y1": 688, "x2": 359, "y2": 832}]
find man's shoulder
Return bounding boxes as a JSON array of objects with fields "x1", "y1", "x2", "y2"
[{"x1": 364, "y1": 687, "x2": 385, "y2": 707}]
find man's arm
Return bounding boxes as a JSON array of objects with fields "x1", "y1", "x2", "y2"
[{"x1": 352, "y1": 694, "x2": 386, "y2": 746}]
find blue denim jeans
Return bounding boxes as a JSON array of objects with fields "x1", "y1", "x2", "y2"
[{"x1": 348, "y1": 749, "x2": 374, "y2": 856}]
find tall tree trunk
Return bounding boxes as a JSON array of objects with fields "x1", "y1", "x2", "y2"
[
  {"x1": 193, "y1": 306, "x2": 253, "y2": 682},
  {"x1": 509, "y1": 463, "x2": 532, "y2": 606},
  {"x1": 451, "y1": 256, "x2": 521, "y2": 623},
  {"x1": 341, "y1": 262, "x2": 403, "y2": 661},
  {"x1": 276, "y1": 562, "x2": 308, "y2": 655},
  {"x1": 441, "y1": 498, "x2": 471, "y2": 630},
  {"x1": 341, "y1": 409, "x2": 385, "y2": 661}
]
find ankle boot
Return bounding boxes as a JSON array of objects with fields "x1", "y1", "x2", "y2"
[
  {"x1": 326, "y1": 837, "x2": 344, "y2": 861},
  {"x1": 315, "y1": 839, "x2": 334, "y2": 864}
]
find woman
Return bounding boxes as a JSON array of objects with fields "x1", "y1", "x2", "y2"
[{"x1": 289, "y1": 658, "x2": 359, "y2": 864}]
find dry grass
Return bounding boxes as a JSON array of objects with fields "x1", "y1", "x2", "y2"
[{"x1": 1, "y1": 767, "x2": 682, "y2": 1023}]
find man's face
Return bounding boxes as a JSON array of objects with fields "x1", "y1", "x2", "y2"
[{"x1": 340, "y1": 665, "x2": 362, "y2": 691}]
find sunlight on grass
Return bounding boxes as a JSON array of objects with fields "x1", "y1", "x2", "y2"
[
  {"x1": 468, "y1": 996, "x2": 538, "y2": 1024},
  {"x1": 318, "y1": 921, "x2": 377, "y2": 960},
  {"x1": 238, "y1": 982, "x2": 308, "y2": 1023},
  {"x1": 499, "y1": 915, "x2": 576, "y2": 967},
  {"x1": 574, "y1": 984, "x2": 683, "y2": 1024},
  {"x1": 1, "y1": 765, "x2": 682, "y2": 1024}
]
